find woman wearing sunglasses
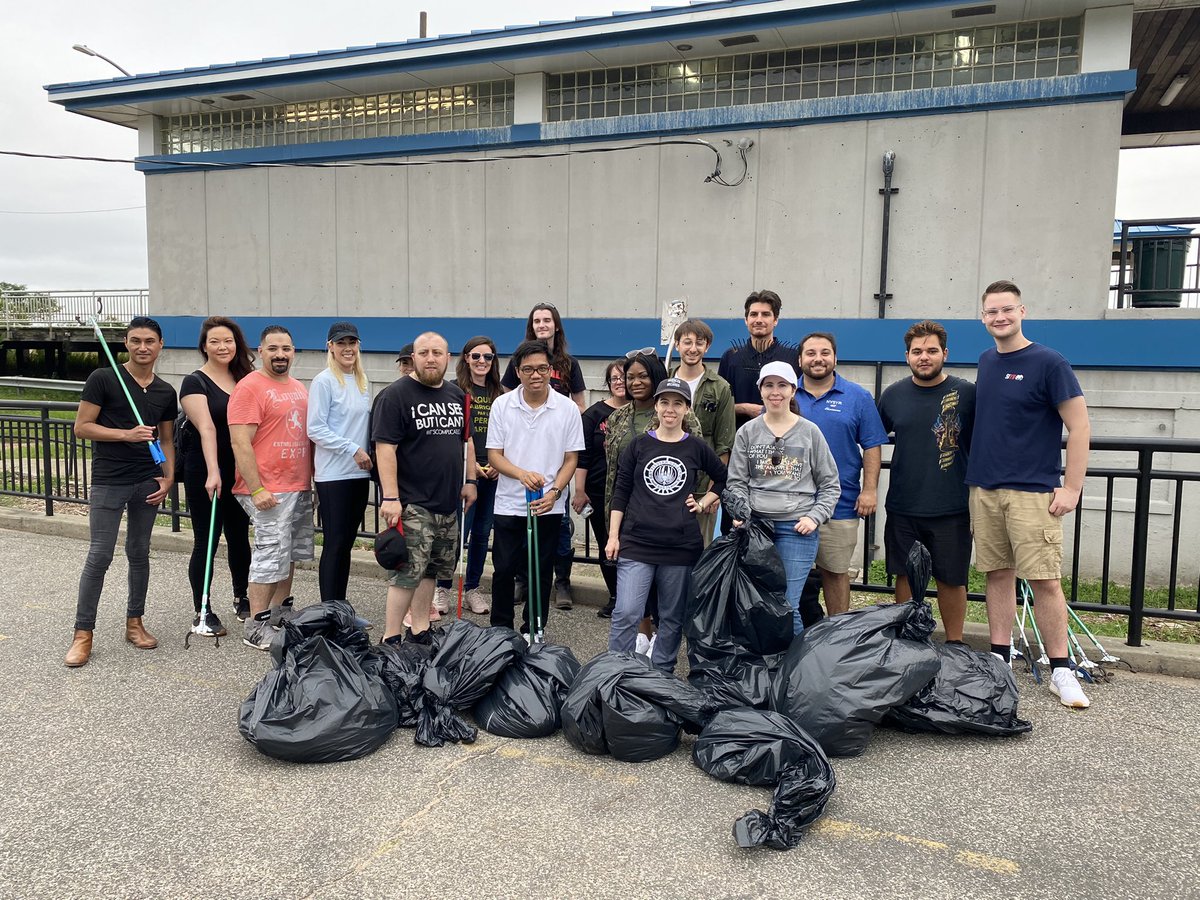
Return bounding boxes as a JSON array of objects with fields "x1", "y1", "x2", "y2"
[
  {"x1": 434, "y1": 336, "x2": 506, "y2": 616},
  {"x1": 726, "y1": 361, "x2": 840, "y2": 635}
]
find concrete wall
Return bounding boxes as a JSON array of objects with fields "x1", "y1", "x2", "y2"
[{"x1": 146, "y1": 100, "x2": 1124, "y2": 323}]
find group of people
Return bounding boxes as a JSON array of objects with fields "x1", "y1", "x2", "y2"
[{"x1": 62, "y1": 280, "x2": 1095, "y2": 711}]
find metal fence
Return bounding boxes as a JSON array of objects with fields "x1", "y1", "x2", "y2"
[
  {"x1": 3, "y1": 398, "x2": 1197, "y2": 646},
  {"x1": 1109, "y1": 218, "x2": 1200, "y2": 309},
  {"x1": 0, "y1": 290, "x2": 150, "y2": 329}
]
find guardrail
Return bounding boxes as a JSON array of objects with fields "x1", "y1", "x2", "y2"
[
  {"x1": 0, "y1": 290, "x2": 149, "y2": 329},
  {"x1": 1110, "y1": 218, "x2": 1200, "y2": 310},
  {"x1": 0, "y1": 376, "x2": 87, "y2": 395},
  {"x1": 2, "y1": 398, "x2": 1196, "y2": 645}
]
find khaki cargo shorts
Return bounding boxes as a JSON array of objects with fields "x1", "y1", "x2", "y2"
[
  {"x1": 968, "y1": 487, "x2": 1063, "y2": 581},
  {"x1": 388, "y1": 503, "x2": 458, "y2": 589},
  {"x1": 239, "y1": 490, "x2": 315, "y2": 583},
  {"x1": 816, "y1": 517, "x2": 860, "y2": 574}
]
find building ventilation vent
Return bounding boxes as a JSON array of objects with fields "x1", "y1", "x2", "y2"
[
  {"x1": 222, "y1": 94, "x2": 255, "y2": 101},
  {"x1": 951, "y1": 5, "x2": 997, "y2": 18},
  {"x1": 718, "y1": 34, "x2": 759, "y2": 47}
]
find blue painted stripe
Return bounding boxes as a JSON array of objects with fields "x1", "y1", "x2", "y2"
[
  {"x1": 155, "y1": 315, "x2": 1200, "y2": 370},
  {"x1": 135, "y1": 72, "x2": 1134, "y2": 174},
  {"x1": 48, "y1": 0, "x2": 969, "y2": 101}
]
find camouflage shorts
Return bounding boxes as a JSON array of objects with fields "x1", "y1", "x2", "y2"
[{"x1": 388, "y1": 503, "x2": 459, "y2": 589}]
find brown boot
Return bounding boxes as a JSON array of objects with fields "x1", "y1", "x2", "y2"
[
  {"x1": 125, "y1": 617, "x2": 158, "y2": 650},
  {"x1": 65, "y1": 629, "x2": 93, "y2": 667}
]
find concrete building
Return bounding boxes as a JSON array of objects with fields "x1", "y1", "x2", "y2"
[{"x1": 46, "y1": 0, "x2": 1200, "y2": 584}]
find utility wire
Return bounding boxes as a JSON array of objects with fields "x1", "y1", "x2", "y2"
[{"x1": 0, "y1": 139, "x2": 751, "y2": 186}]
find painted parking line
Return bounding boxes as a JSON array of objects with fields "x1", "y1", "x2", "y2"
[{"x1": 816, "y1": 819, "x2": 1021, "y2": 875}]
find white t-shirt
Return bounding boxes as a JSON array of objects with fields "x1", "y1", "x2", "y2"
[
  {"x1": 683, "y1": 373, "x2": 703, "y2": 401},
  {"x1": 487, "y1": 386, "x2": 585, "y2": 517}
]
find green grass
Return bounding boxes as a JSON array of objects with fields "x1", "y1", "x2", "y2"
[
  {"x1": 0, "y1": 387, "x2": 79, "y2": 419},
  {"x1": 858, "y1": 560, "x2": 1199, "y2": 644}
]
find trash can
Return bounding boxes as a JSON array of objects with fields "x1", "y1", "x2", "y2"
[{"x1": 1132, "y1": 237, "x2": 1190, "y2": 308}]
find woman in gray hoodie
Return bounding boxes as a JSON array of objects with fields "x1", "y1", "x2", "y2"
[{"x1": 726, "y1": 361, "x2": 840, "y2": 635}]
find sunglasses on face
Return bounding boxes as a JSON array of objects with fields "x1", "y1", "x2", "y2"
[
  {"x1": 468, "y1": 352, "x2": 495, "y2": 362},
  {"x1": 770, "y1": 437, "x2": 785, "y2": 467}
]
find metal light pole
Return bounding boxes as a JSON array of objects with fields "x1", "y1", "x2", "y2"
[{"x1": 72, "y1": 44, "x2": 132, "y2": 77}]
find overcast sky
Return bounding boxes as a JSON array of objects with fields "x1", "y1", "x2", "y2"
[{"x1": 3, "y1": 1, "x2": 1197, "y2": 290}]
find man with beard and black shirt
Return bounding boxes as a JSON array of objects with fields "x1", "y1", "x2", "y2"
[
  {"x1": 878, "y1": 320, "x2": 975, "y2": 643},
  {"x1": 717, "y1": 290, "x2": 799, "y2": 429},
  {"x1": 373, "y1": 332, "x2": 477, "y2": 644}
]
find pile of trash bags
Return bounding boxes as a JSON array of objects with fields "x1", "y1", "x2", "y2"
[
  {"x1": 240, "y1": 612, "x2": 581, "y2": 761},
  {"x1": 685, "y1": 494, "x2": 794, "y2": 709},
  {"x1": 239, "y1": 540, "x2": 1034, "y2": 851}
]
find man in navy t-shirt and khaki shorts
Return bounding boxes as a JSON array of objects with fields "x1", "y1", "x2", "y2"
[{"x1": 966, "y1": 280, "x2": 1092, "y2": 709}]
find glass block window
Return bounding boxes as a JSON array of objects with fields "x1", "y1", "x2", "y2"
[
  {"x1": 159, "y1": 80, "x2": 514, "y2": 154},
  {"x1": 545, "y1": 17, "x2": 1080, "y2": 121}
]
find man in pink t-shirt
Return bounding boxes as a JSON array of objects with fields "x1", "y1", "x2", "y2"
[{"x1": 229, "y1": 325, "x2": 314, "y2": 650}]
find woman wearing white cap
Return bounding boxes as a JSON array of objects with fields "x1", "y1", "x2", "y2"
[
  {"x1": 606, "y1": 377, "x2": 726, "y2": 672},
  {"x1": 726, "y1": 361, "x2": 841, "y2": 635}
]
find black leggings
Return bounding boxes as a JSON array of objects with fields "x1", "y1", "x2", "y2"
[
  {"x1": 587, "y1": 507, "x2": 618, "y2": 601},
  {"x1": 316, "y1": 479, "x2": 370, "y2": 604},
  {"x1": 185, "y1": 470, "x2": 251, "y2": 613}
]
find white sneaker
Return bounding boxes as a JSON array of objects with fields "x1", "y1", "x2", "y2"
[
  {"x1": 635, "y1": 633, "x2": 651, "y2": 657},
  {"x1": 433, "y1": 586, "x2": 452, "y2": 614},
  {"x1": 1049, "y1": 668, "x2": 1091, "y2": 709},
  {"x1": 464, "y1": 587, "x2": 490, "y2": 615},
  {"x1": 991, "y1": 651, "x2": 1013, "y2": 670}
]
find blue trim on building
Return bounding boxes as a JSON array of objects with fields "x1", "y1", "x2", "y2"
[
  {"x1": 135, "y1": 71, "x2": 1135, "y2": 174},
  {"x1": 156, "y1": 315, "x2": 1200, "y2": 370},
  {"x1": 49, "y1": 0, "x2": 971, "y2": 103}
]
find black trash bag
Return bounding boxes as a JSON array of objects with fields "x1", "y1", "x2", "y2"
[
  {"x1": 561, "y1": 651, "x2": 715, "y2": 762},
  {"x1": 239, "y1": 635, "x2": 399, "y2": 763},
  {"x1": 770, "y1": 598, "x2": 940, "y2": 757},
  {"x1": 474, "y1": 643, "x2": 581, "y2": 739},
  {"x1": 692, "y1": 708, "x2": 836, "y2": 850},
  {"x1": 884, "y1": 642, "x2": 1034, "y2": 737},
  {"x1": 686, "y1": 506, "x2": 794, "y2": 710},
  {"x1": 365, "y1": 639, "x2": 437, "y2": 728},
  {"x1": 270, "y1": 600, "x2": 370, "y2": 666},
  {"x1": 415, "y1": 620, "x2": 527, "y2": 747}
]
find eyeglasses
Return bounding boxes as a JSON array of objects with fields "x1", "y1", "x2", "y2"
[
  {"x1": 608, "y1": 374, "x2": 625, "y2": 384},
  {"x1": 770, "y1": 437, "x2": 785, "y2": 467},
  {"x1": 468, "y1": 352, "x2": 495, "y2": 362},
  {"x1": 982, "y1": 305, "x2": 1020, "y2": 319},
  {"x1": 518, "y1": 364, "x2": 551, "y2": 376},
  {"x1": 625, "y1": 347, "x2": 657, "y2": 359}
]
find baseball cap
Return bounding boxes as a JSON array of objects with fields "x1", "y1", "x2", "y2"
[
  {"x1": 327, "y1": 321, "x2": 359, "y2": 343},
  {"x1": 395, "y1": 342, "x2": 415, "y2": 363},
  {"x1": 652, "y1": 377, "x2": 692, "y2": 403},
  {"x1": 757, "y1": 361, "x2": 798, "y2": 387},
  {"x1": 374, "y1": 521, "x2": 409, "y2": 570}
]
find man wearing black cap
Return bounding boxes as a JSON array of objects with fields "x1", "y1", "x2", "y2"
[{"x1": 395, "y1": 343, "x2": 415, "y2": 377}]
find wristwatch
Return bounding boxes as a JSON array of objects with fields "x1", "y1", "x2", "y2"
[{"x1": 548, "y1": 485, "x2": 562, "y2": 498}]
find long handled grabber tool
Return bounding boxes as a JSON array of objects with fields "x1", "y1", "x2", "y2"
[
  {"x1": 1013, "y1": 586, "x2": 1042, "y2": 684},
  {"x1": 185, "y1": 498, "x2": 221, "y2": 649},
  {"x1": 456, "y1": 393, "x2": 472, "y2": 620},
  {"x1": 82, "y1": 306, "x2": 167, "y2": 467},
  {"x1": 526, "y1": 487, "x2": 546, "y2": 644},
  {"x1": 1021, "y1": 579, "x2": 1096, "y2": 683},
  {"x1": 1068, "y1": 605, "x2": 1132, "y2": 672}
]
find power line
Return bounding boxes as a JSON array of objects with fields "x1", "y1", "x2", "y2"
[{"x1": 0, "y1": 205, "x2": 145, "y2": 215}]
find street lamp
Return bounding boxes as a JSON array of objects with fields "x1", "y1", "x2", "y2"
[{"x1": 72, "y1": 44, "x2": 132, "y2": 77}]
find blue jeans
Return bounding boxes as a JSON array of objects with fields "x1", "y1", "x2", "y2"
[
  {"x1": 75, "y1": 479, "x2": 161, "y2": 631},
  {"x1": 772, "y1": 520, "x2": 821, "y2": 636},
  {"x1": 610, "y1": 558, "x2": 691, "y2": 672},
  {"x1": 437, "y1": 476, "x2": 497, "y2": 592}
]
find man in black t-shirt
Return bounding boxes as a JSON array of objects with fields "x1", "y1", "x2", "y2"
[
  {"x1": 878, "y1": 320, "x2": 975, "y2": 643},
  {"x1": 66, "y1": 316, "x2": 178, "y2": 668},
  {"x1": 373, "y1": 332, "x2": 477, "y2": 643}
]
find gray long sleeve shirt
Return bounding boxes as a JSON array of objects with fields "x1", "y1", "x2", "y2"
[{"x1": 725, "y1": 416, "x2": 841, "y2": 524}]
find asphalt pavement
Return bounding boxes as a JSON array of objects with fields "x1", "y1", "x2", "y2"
[{"x1": 1, "y1": 525, "x2": 1197, "y2": 900}]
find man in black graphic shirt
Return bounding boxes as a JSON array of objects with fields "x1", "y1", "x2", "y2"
[
  {"x1": 373, "y1": 332, "x2": 476, "y2": 643},
  {"x1": 877, "y1": 320, "x2": 975, "y2": 642}
]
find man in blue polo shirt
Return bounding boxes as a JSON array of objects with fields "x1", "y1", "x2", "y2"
[{"x1": 796, "y1": 332, "x2": 889, "y2": 617}]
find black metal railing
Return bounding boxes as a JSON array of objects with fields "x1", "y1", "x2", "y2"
[{"x1": 3, "y1": 399, "x2": 1197, "y2": 645}]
